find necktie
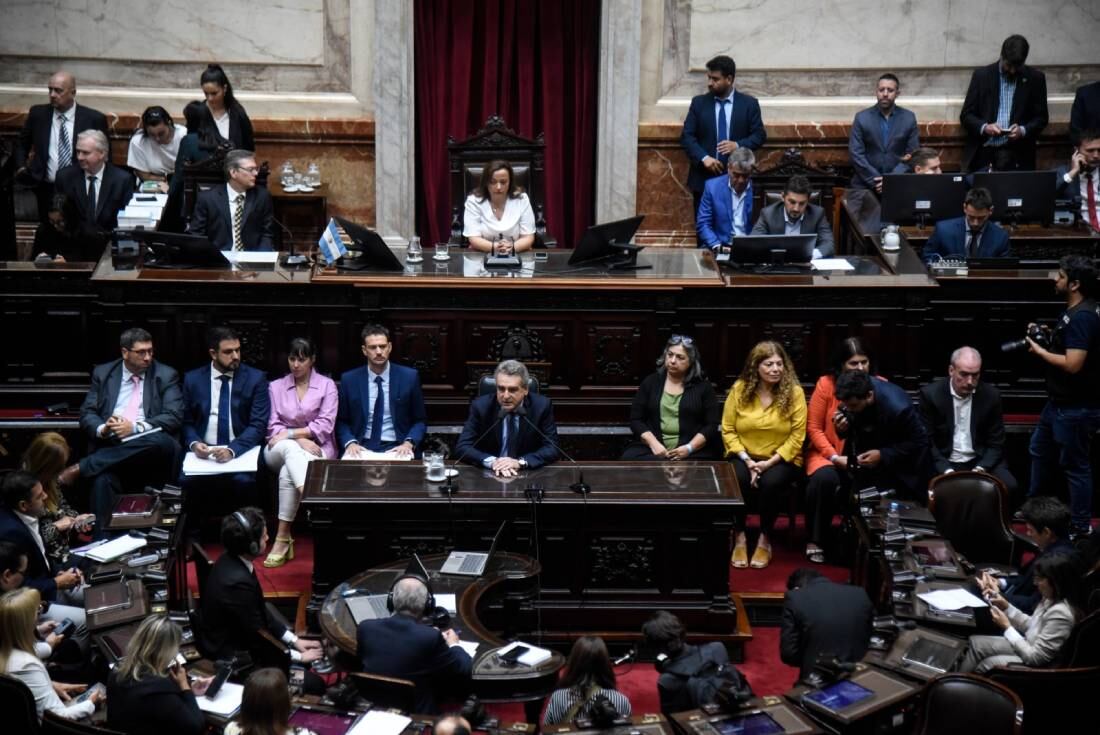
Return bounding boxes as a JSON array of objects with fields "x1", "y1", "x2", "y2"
[
  {"x1": 1087, "y1": 173, "x2": 1099, "y2": 232},
  {"x1": 717, "y1": 99, "x2": 729, "y2": 164},
  {"x1": 121, "y1": 374, "x2": 142, "y2": 424},
  {"x1": 216, "y1": 374, "x2": 231, "y2": 446},
  {"x1": 504, "y1": 415, "x2": 519, "y2": 458},
  {"x1": 233, "y1": 194, "x2": 245, "y2": 251},
  {"x1": 367, "y1": 375, "x2": 384, "y2": 450},
  {"x1": 57, "y1": 114, "x2": 71, "y2": 170},
  {"x1": 966, "y1": 229, "x2": 981, "y2": 257},
  {"x1": 86, "y1": 175, "x2": 97, "y2": 218}
]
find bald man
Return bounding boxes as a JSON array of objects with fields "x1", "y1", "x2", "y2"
[
  {"x1": 434, "y1": 715, "x2": 472, "y2": 735},
  {"x1": 919, "y1": 346, "x2": 1017, "y2": 494}
]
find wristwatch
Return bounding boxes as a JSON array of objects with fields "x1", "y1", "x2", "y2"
[{"x1": 517, "y1": 458, "x2": 528, "y2": 468}]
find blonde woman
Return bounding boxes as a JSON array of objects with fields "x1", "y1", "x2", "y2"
[
  {"x1": 722, "y1": 341, "x2": 807, "y2": 569},
  {"x1": 21, "y1": 433, "x2": 93, "y2": 566}
]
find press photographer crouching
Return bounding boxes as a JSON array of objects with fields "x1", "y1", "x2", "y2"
[{"x1": 1023, "y1": 255, "x2": 1100, "y2": 539}]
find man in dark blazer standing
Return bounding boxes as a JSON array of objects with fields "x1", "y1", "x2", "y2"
[
  {"x1": 919, "y1": 346, "x2": 1016, "y2": 495},
  {"x1": 781, "y1": 568, "x2": 873, "y2": 682},
  {"x1": 455, "y1": 360, "x2": 559, "y2": 477},
  {"x1": 337, "y1": 324, "x2": 427, "y2": 458},
  {"x1": 681, "y1": 55, "x2": 766, "y2": 214},
  {"x1": 750, "y1": 174, "x2": 835, "y2": 258},
  {"x1": 188, "y1": 149, "x2": 274, "y2": 250},
  {"x1": 1071, "y1": 82, "x2": 1100, "y2": 143},
  {"x1": 922, "y1": 187, "x2": 1011, "y2": 264},
  {"x1": 54, "y1": 129, "x2": 132, "y2": 234},
  {"x1": 848, "y1": 73, "x2": 920, "y2": 192},
  {"x1": 960, "y1": 34, "x2": 1048, "y2": 172}
]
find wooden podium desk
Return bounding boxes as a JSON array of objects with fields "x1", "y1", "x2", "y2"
[{"x1": 302, "y1": 460, "x2": 743, "y2": 643}]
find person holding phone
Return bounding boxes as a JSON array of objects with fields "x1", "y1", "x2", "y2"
[
  {"x1": 20, "y1": 433, "x2": 95, "y2": 568},
  {"x1": 1057, "y1": 129, "x2": 1100, "y2": 233}
]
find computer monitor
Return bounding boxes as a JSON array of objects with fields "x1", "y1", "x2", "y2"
[
  {"x1": 119, "y1": 229, "x2": 225, "y2": 268},
  {"x1": 333, "y1": 216, "x2": 403, "y2": 271},
  {"x1": 880, "y1": 173, "x2": 968, "y2": 226},
  {"x1": 568, "y1": 215, "x2": 646, "y2": 269},
  {"x1": 726, "y1": 234, "x2": 817, "y2": 267},
  {"x1": 971, "y1": 170, "x2": 1057, "y2": 225}
]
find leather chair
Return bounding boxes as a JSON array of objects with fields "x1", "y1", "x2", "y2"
[
  {"x1": 752, "y1": 147, "x2": 849, "y2": 233},
  {"x1": 0, "y1": 673, "x2": 40, "y2": 734},
  {"x1": 477, "y1": 374, "x2": 540, "y2": 397},
  {"x1": 349, "y1": 671, "x2": 417, "y2": 712},
  {"x1": 928, "y1": 471, "x2": 1033, "y2": 567},
  {"x1": 915, "y1": 673, "x2": 1023, "y2": 735},
  {"x1": 1059, "y1": 608, "x2": 1100, "y2": 668},
  {"x1": 41, "y1": 711, "x2": 126, "y2": 735},
  {"x1": 447, "y1": 115, "x2": 557, "y2": 248},
  {"x1": 988, "y1": 665, "x2": 1100, "y2": 734},
  {"x1": 190, "y1": 540, "x2": 213, "y2": 596}
]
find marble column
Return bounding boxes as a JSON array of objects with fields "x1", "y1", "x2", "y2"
[
  {"x1": 595, "y1": 0, "x2": 642, "y2": 223},
  {"x1": 373, "y1": 0, "x2": 415, "y2": 245}
]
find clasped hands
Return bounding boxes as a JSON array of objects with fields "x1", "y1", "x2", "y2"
[
  {"x1": 491, "y1": 457, "x2": 522, "y2": 477},
  {"x1": 192, "y1": 442, "x2": 234, "y2": 462},
  {"x1": 647, "y1": 440, "x2": 692, "y2": 461},
  {"x1": 268, "y1": 430, "x2": 324, "y2": 457},
  {"x1": 344, "y1": 440, "x2": 414, "y2": 459},
  {"x1": 983, "y1": 123, "x2": 1023, "y2": 141},
  {"x1": 100, "y1": 415, "x2": 136, "y2": 439}
]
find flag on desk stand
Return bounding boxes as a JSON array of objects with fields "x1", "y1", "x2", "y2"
[{"x1": 318, "y1": 218, "x2": 348, "y2": 265}]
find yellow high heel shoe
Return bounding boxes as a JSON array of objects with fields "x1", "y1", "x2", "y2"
[{"x1": 263, "y1": 536, "x2": 295, "y2": 568}]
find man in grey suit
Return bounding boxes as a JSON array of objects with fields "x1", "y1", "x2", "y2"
[
  {"x1": 751, "y1": 175, "x2": 835, "y2": 258},
  {"x1": 61, "y1": 327, "x2": 182, "y2": 537},
  {"x1": 848, "y1": 73, "x2": 920, "y2": 192}
]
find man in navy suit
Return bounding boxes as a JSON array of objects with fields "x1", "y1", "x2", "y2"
[
  {"x1": 54, "y1": 129, "x2": 132, "y2": 235},
  {"x1": 179, "y1": 326, "x2": 270, "y2": 517},
  {"x1": 750, "y1": 175, "x2": 835, "y2": 258},
  {"x1": 696, "y1": 147, "x2": 755, "y2": 250},
  {"x1": 188, "y1": 149, "x2": 274, "y2": 250},
  {"x1": 1071, "y1": 81, "x2": 1100, "y2": 143},
  {"x1": 923, "y1": 187, "x2": 1011, "y2": 264},
  {"x1": 455, "y1": 360, "x2": 559, "y2": 478},
  {"x1": 337, "y1": 324, "x2": 427, "y2": 458},
  {"x1": 1056, "y1": 128, "x2": 1100, "y2": 233},
  {"x1": 357, "y1": 574, "x2": 471, "y2": 713},
  {"x1": 681, "y1": 55, "x2": 766, "y2": 214},
  {"x1": 848, "y1": 73, "x2": 920, "y2": 192}
]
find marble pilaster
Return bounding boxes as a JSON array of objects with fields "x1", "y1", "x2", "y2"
[
  {"x1": 595, "y1": 0, "x2": 643, "y2": 223},
  {"x1": 372, "y1": 0, "x2": 416, "y2": 245}
]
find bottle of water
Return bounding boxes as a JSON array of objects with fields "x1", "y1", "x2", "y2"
[{"x1": 886, "y1": 502, "x2": 901, "y2": 533}]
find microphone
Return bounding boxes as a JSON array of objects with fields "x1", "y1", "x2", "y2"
[
  {"x1": 513, "y1": 404, "x2": 591, "y2": 495},
  {"x1": 613, "y1": 649, "x2": 636, "y2": 666},
  {"x1": 274, "y1": 217, "x2": 308, "y2": 266},
  {"x1": 445, "y1": 407, "x2": 510, "y2": 494}
]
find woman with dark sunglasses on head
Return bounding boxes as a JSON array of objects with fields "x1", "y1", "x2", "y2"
[{"x1": 621, "y1": 335, "x2": 721, "y2": 461}]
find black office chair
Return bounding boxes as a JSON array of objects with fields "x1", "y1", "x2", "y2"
[
  {"x1": 914, "y1": 673, "x2": 1022, "y2": 735},
  {"x1": 349, "y1": 671, "x2": 418, "y2": 712},
  {"x1": 41, "y1": 711, "x2": 126, "y2": 735},
  {"x1": 0, "y1": 673, "x2": 40, "y2": 734},
  {"x1": 988, "y1": 665, "x2": 1100, "y2": 734},
  {"x1": 928, "y1": 471, "x2": 1033, "y2": 567},
  {"x1": 477, "y1": 374, "x2": 540, "y2": 397},
  {"x1": 1059, "y1": 608, "x2": 1100, "y2": 668}
]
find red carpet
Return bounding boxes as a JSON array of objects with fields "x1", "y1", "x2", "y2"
[{"x1": 730, "y1": 515, "x2": 850, "y2": 592}]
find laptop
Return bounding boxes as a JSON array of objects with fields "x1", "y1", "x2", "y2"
[
  {"x1": 344, "y1": 554, "x2": 434, "y2": 623},
  {"x1": 900, "y1": 637, "x2": 960, "y2": 674},
  {"x1": 440, "y1": 521, "x2": 506, "y2": 577}
]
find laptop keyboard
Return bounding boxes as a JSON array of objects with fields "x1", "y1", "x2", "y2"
[{"x1": 459, "y1": 553, "x2": 486, "y2": 573}]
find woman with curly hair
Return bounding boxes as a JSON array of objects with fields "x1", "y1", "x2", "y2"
[
  {"x1": 722, "y1": 341, "x2": 806, "y2": 569},
  {"x1": 21, "y1": 433, "x2": 93, "y2": 567}
]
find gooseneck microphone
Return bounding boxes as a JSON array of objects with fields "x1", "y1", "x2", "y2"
[
  {"x1": 444, "y1": 407, "x2": 510, "y2": 494},
  {"x1": 513, "y1": 404, "x2": 592, "y2": 495}
]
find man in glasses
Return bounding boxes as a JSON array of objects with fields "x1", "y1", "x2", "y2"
[
  {"x1": 127, "y1": 106, "x2": 187, "y2": 192},
  {"x1": 189, "y1": 148, "x2": 275, "y2": 250}
]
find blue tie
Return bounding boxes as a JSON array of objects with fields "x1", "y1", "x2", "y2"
[
  {"x1": 367, "y1": 375, "x2": 384, "y2": 450},
  {"x1": 216, "y1": 375, "x2": 231, "y2": 445},
  {"x1": 504, "y1": 415, "x2": 519, "y2": 458},
  {"x1": 717, "y1": 99, "x2": 730, "y2": 164}
]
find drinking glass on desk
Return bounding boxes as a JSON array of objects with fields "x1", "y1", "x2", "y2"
[
  {"x1": 434, "y1": 242, "x2": 451, "y2": 260},
  {"x1": 407, "y1": 236, "x2": 423, "y2": 263}
]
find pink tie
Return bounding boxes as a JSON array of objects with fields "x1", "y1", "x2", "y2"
[{"x1": 122, "y1": 374, "x2": 142, "y2": 423}]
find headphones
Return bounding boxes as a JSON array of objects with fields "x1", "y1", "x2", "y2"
[
  {"x1": 233, "y1": 511, "x2": 262, "y2": 557},
  {"x1": 386, "y1": 573, "x2": 435, "y2": 616}
]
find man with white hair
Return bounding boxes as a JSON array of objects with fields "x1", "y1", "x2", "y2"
[{"x1": 54, "y1": 129, "x2": 132, "y2": 234}]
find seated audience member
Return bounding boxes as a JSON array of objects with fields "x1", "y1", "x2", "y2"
[
  {"x1": 188, "y1": 148, "x2": 274, "y2": 251},
  {"x1": 622, "y1": 335, "x2": 721, "y2": 460},
  {"x1": 54, "y1": 129, "x2": 132, "y2": 234},
  {"x1": 197, "y1": 507, "x2": 322, "y2": 666},
  {"x1": 0, "y1": 588, "x2": 103, "y2": 719},
  {"x1": 781, "y1": 568, "x2": 874, "y2": 682},
  {"x1": 107, "y1": 616, "x2": 210, "y2": 735},
  {"x1": 919, "y1": 346, "x2": 1016, "y2": 494},
  {"x1": 224, "y1": 667, "x2": 312, "y2": 735},
  {"x1": 462, "y1": 159, "x2": 536, "y2": 254},
  {"x1": 201, "y1": 64, "x2": 255, "y2": 151},
  {"x1": 804, "y1": 338, "x2": 875, "y2": 563},
  {"x1": 1071, "y1": 82, "x2": 1100, "y2": 142},
  {"x1": 543, "y1": 636, "x2": 632, "y2": 726},
  {"x1": 848, "y1": 73, "x2": 920, "y2": 192},
  {"x1": 962, "y1": 553, "x2": 1079, "y2": 673},
  {"x1": 357, "y1": 574, "x2": 472, "y2": 714},
  {"x1": 455, "y1": 359, "x2": 559, "y2": 478},
  {"x1": 0, "y1": 542, "x2": 75, "y2": 661},
  {"x1": 434, "y1": 715, "x2": 473, "y2": 735},
  {"x1": 723, "y1": 341, "x2": 806, "y2": 569},
  {"x1": 336, "y1": 324, "x2": 426, "y2": 459},
  {"x1": 642, "y1": 610, "x2": 742, "y2": 714},
  {"x1": 834, "y1": 370, "x2": 930, "y2": 501},
  {"x1": 32, "y1": 193, "x2": 102, "y2": 262},
  {"x1": 750, "y1": 174, "x2": 835, "y2": 258},
  {"x1": 1056, "y1": 128, "x2": 1100, "y2": 233},
  {"x1": 180, "y1": 326, "x2": 269, "y2": 517},
  {"x1": 127, "y1": 106, "x2": 187, "y2": 191},
  {"x1": 69, "y1": 327, "x2": 182, "y2": 537},
  {"x1": 923, "y1": 187, "x2": 1010, "y2": 264},
  {"x1": 696, "y1": 148, "x2": 755, "y2": 250},
  {"x1": 263, "y1": 337, "x2": 338, "y2": 568},
  {"x1": 20, "y1": 433, "x2": 93, "y2": 566},
  {"x1": 908, "y1": 146, "x2": 942, "y2": 174},
  {"x1": 977, "y1": 496, "x2": 1074, "y2": 614}
]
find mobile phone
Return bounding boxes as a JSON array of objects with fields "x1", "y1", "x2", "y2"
[
  {"x1": 205, "y1": 662, "x2": 232, "y2": 698},
  {"x1": 499, "y1": 645, "x2": 529, "y2": 664},
  {"x1": 74, "y1": 682, "x2": 105, "y2": 704},
  {"x1": 174, "y1": 652, "x2": 188, "y2": 668},
  {"x1": 54, "y1": 618, "x2": 76, "y2": 638}
]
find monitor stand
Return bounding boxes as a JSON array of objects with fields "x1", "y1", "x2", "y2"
[{"x1": 604, "y1": 241, "x2": 651, "y2": 271}]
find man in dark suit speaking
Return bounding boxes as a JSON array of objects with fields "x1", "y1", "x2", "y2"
[
  {"x1": 455, "y1": 360, "x2": 559, "y2": 478},
  {"x1": 188, "y1": 149, "x2": 274, "y2": 250},
  {"x1": 919, "y1": 346, "x2": 1016, "y2": 495},
  {"x1": 781, "y1": 568, "x2": 873, "y2": 682}
]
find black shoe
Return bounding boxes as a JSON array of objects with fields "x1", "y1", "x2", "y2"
[
  {"x1": 1070, "y1": 526, "x2": 1093, "y2": 542},
  {"x1": 1012, "y1": 509, "x2": 1025, "y2": 523}
]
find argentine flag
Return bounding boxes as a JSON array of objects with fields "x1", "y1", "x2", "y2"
[{"x1": 318, "y1": 219, "x2": 348, "y2": 264}]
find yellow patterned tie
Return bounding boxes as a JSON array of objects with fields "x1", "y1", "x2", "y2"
[{"x1": 233, "y1": 194, "x2": 245, "y2": 251}]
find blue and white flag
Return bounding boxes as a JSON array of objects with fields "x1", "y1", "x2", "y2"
[{"x1": 318, "y1": 218, "x2": 348, "y2": 264}]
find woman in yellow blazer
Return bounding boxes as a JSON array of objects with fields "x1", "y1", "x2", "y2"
[{"x1": 722, "y1": 341, "x2": 806, "y2": 569}]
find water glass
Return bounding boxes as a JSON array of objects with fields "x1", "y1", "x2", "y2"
[
  {"x1": 434, "y1": 242, "x2": 450, "y2": 260},
  {"x1": 407, "y1": 236, "x2": 423, "y2": 263}
]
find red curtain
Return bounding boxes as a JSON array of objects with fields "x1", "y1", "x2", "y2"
[{"x1": 413, "y1": 0, "x2": 601, "y2": 248}]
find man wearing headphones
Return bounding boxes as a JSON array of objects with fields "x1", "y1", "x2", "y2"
[
  {"x1": 197, "y1": 507, "x2": 323, "y2": 666},
  {"x1": 356, "y1": 573, "x2": 472, "y2": 713}
]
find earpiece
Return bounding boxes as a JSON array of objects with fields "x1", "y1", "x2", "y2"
[{"x1": 385, "y1": 573, "x2": 436, "y2": 616}]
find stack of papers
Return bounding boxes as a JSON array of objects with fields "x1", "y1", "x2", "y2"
[
  {"x1": 182, "y1": 446, "x2": 261, "y2": 476},
  {"x1": 916, "y1": 588, "x2": 988, "y2": 610},
  {"x1": 496, "y1": 641, "x2": 553, "y2": 666},
  {"x1": 455, "y1": 640, "x2": 480, "y2": 657},
  {"x1": 75, "y1": 534, "x2": 147, "y2": 563},
  {"x1": 811, "y1": 258, "x2": 855, "y2": 271},
  {"x1": 221, "y1": 251, "x2": 281, "y2": 266},
  {"x1": 196, "y1": 682, "x2": 244, "y2": 717},
  {"x1": 348, "y1": 710, "x2": 410, "y2": 735}
]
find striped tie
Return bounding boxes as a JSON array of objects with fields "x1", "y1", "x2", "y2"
[
  {"x1": 57, "y1": 114, "x2": 71, "y2": 170},
  {"x1": 233, "y1": 194, "x2": 245, "y2": 251}
]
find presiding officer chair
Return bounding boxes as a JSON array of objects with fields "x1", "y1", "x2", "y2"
[
  {"x1": 914, "y1": 673, "x2": 1022, "y2": 735},
  {"x1": 180, "y1": 148, "x2": 270, "y2": 233},
  {"x1": 928, "y1": 471, "x2": 1034, "y2": 567}
]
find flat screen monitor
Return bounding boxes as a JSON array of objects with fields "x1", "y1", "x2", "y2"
[
  {"x1": 333, "y1": 216, "x2": 403, "y2": 271},
  {"x1": 880, "y1": 173, "x2": 968, "y2": 225},
  {"x1": 726, "y1": 234, "x2": 816, "y2": 266},
  {"x1": 119, "y1": 229, "x2": 225, "y2": 268},
  {"x1": 971, "y1": 170, "x2": 1057, "y2": 225},
  {"x1": 568, "y1": 215, "x2": 646, "y2": 268},
  {"x1": 802, "y1": 679, "x2": 875, "y2": 713},
  {"x1": 712, "y1": 711, "x2": 785, "y2": 734}
]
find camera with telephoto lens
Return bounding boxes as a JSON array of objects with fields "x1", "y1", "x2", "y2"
[{"x1": 1001, "y1": 324, "x2": 1052, "y2": 353}]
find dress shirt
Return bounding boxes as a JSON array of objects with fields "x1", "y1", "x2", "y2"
[
  {"x1": 365, "y1": 363, "x2": 396, "y2": 444},
  {"x1": 713, "y1": 91, "x2": 735, "y2": 152},
  {"x1": 462, "y1": 193, "x2": 536, "y2": 242},
  {"x1": 948, "y1": 384, "x2": 976, "y2": 464},
  {"x1": 987, "y1": 73, "x2": 1017, "y2": 147},
  {"x1": 47, "y1": 104, "x2": 76, "y2": 182},
  {"x1": 17, "y1": 510, "x2": 46, "y2": 558},
  {"x1": 98, "y1": 366, "x2": 148, "y2": 437},
  {"x1": 879, "y1": 109, "x2": 893, "y2": 147},
  {"x1": 1069, "y1": 169, "x2": 1100, "y2": 226},
  {"x1": 202, "y1": 364, "x2": 236, "y2": 446},
  {"x1": 267, "y1": 371, "x2": 338, "y2": 458},
  {"x1": 729, "y1": 183, "x2": 749, "y2": 237},
  {"x1": 783, "y1": 209, "x2": 823, "y2": 259},
  {"x1": 213, "y1": 110, "x2": 230, "y2": 141}
]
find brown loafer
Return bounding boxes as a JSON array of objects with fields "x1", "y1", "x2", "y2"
[
  {"x1": 731, "y1": 538, "x2": 749, "y2": 568},
  {"x1": 750, "y1": 543, "x2": 772, "y2": 569}
]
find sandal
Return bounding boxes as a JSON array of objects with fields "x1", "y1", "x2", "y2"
[
  {"x1": 750, "y1": 541, "x2": 772, "y2": 569},
  {"x1": 806, "y1": 545, "x2": 826, "y2": 564},
  {"x1": 263, "y1": 536, "x2": 295, "y2": 568},
  {"x1": 731, "y1": 535, "x2": 749, "y2": 568}
]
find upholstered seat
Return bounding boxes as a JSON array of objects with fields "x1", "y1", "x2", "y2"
[
  {"x1": 915, "y1": 673, "x2": 1023, "y2": 735},
  {"x1": 928, "y1": 470, "x2": 1031, "y2": 566}
]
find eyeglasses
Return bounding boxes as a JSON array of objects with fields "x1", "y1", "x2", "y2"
[
  {"x1": 236, "y1": 166, "x2": 260, "y2": 174},
  {"x1": 669, "y1": 335, "x2": 694, "y2": 346}
]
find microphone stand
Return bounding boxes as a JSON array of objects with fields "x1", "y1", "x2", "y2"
[{"x1": 514, "y1": 406, "x2": 591, "y2": 495}]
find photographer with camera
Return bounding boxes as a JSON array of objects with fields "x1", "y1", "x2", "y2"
[{"x1": 1025, "y1": 255, "x2": 1100, "y2": 539}]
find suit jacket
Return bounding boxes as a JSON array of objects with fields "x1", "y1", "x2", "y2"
[
  {"x1": 219, "y1": 103, "x2": 255, "y2": 152},
  {"x1": 455, "y1": 393, "x2": 559, "y2": 469},
  {"x1": 54, "y1": 163, "x2": 133, "y2": 232},
  {"x1": 681, "y1": 91, "x2": 766, "y2": 192},
  {"x1": 750, "y1": 201, "x2": 835, "y2": 257},
  {"x1": 1070, "y1": 81, "x2": 1100, "y2": 142},
  {"x1": 919, "y1": 377, "x2": 1007, "y2": 473},
  {"x1": 629, "y1": 371, "x2": 722, "y2": 458},
  {"x1": 335, "y1": 362, "x2": 427, "y2": 451},
  {"x1": 848, "y1": 105, "x2": 920, "y2": 189},
  {"x1": 14, "y1": 103, "x2": 109, "y2": 183},
  {"x1": 357, "y1": 613, "x2": 473, "y2": 714},
  {"x1": 197, "y1": 553, "x2": 286, "y2": 662},
  {"x1": 780, "y1": 577, "x2": 874, "y2": 680},
  {"x1": 181, "y1": 362, "x2": 270, "y2": 458},
  {"x1": 844, "y1": 377, "x2": 931, "y2": 499},
  {"x1": 923, "y1": 216, "x2": 1011, "y2": 263},
  {"x1": 79, "y1": 359, "x2": 183, "y2": 442},
  {"x1": 106, "y1": 673, "x2": 204, "y2": 735},
  {"x1": 188, "y1": 185, "x2": 274, "y2": 251},
  {"x1": 0, "y1": 507, "x2": 57, "y2": 601},
  {"x1": 960, "y1": 62, "x2": 1049, "y2": 171},
  {"x1": 696, "y1": 176, "x2": 754, "y2": 248},
  {"x1": 1002, "y1": 598, "x2": 1076, "y2": 667}
]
